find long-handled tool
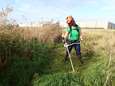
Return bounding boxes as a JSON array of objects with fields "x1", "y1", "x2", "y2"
[{"x1": 64, "y1": 42, "x2": 80, "y2": 73}]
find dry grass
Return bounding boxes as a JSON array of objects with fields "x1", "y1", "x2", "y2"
[
  {"x1": 19, "y1": 24, "x2": 62, "y2": 43},
  {"x1": 19, "y1": 28, "x2": 115, "y2": 50},
  {"x1": 82, "y1": 29, "x2": 115, "y2": 50},
  {"x1": 16, "y1": 28, "x2": 115, "y2": 63}
]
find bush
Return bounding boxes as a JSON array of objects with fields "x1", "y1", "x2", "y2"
[
  {"x1": 0, "y1": 41, "x2": 52, "y2": 86},
  {"x1": 0, "y1": 28, "x2": 22, "y2": 69},
  {"x1": 0, "y1": 30, "x2": 53, "y2": 86},
  {"x1": 0, "y1": 57, "x2": 34, "y2": 86}
]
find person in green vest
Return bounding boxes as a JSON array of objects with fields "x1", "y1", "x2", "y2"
[{"x1": 62, "y1": 16, "x2": 83, "y2": 64}]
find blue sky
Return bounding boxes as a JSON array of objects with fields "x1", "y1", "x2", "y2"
[{"x1": 0, "y1": 0, "x2": 115, "y2": 23}]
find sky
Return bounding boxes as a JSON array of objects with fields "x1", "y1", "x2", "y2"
[{"x1": 0, "y1": 0, "x2": 115, "y2": 23}]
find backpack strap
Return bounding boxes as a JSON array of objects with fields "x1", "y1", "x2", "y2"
[
  {"x1": 68, "y1": 25, "x2": 80, "y2": 34},
  {"x1": 75, "y1": 25, "x2": 80, "y2": 40},
  {"x1": 68, "y1": 26, "x2": 72, "y2": 34},
  {"x1": 75, "y1": 24, "x2": 80, "y2": 33},
  {"x1": 68, "y1": 26, "x2": 72, "y2": 37}
]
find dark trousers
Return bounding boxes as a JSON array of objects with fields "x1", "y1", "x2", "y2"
[
  {"x1": 65, "y1": 42, "x2": 83, "y2": 64},
  {"x1": 65, "y1": 43, "x2": 81, "y2": 58}
]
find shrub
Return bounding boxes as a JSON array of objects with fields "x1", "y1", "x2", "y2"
[
  {"x1": 0, "y1": 40, "x2": 52, "y2": 86},
  {"x1": 0, "y1": 29, "x2": 53, "y2": 86}
]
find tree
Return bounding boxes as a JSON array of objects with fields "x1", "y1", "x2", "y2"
[{"x1": 0, "y1": 6, "x2": 13, "y2": 26}]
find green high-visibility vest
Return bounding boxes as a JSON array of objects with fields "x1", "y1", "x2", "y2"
[{"x1": 66, "y1": 25, "x2": 80, "y2": 41}]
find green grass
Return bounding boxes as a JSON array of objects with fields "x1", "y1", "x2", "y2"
[
  {"x1": 31, "y1": 30, "x2": 115, "y2": 86},
  {"x1": 31, "y1": 43, "x2": 108, "y2": 86}
]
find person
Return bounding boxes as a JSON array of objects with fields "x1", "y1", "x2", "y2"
[{"x1": 62, "y1": 16, "x2": 83, "y2": 64}]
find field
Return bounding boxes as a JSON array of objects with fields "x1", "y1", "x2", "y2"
[{"x1": 0, "y1": 25, "x2": 115, "y2": 86}]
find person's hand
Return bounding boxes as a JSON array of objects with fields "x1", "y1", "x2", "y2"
[
  {"x1": 80, "y1": 36, "x2": 83, "y2": 41},
  {"x1": 64, "y1": 42, "x2": 68, "y2": 47},
  {"x1": 62, "y1": 37, "x2": 67, "y2": 43}
]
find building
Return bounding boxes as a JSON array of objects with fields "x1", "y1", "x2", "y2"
[{"x1": 108, "y1": 22, "x2": 115, "y2": 29}]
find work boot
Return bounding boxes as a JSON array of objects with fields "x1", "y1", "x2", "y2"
[
  {"x1": 64, "y1": 57, "x2": 69, "y2": 62},
  {"x1": 79, "y1": 59, "x2": 84, "y2": 64},
  {"x1": 78, "y1": 55, "x2": 84, "y2": 64}
]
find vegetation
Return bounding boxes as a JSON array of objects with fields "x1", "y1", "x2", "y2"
[{"x1": 0, "y1": 25, "x2": 114, "y2": 86}]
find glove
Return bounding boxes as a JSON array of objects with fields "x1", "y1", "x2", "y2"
[
  {"x1": 64, "y1": 42, "x2": 69, "y2": 47},
  {"x1": 62, "y1": 37, "x2": 67, "y2": 43},
  {"x1": 80, "y1": 36, "x2": 83, "y2": 41}
]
